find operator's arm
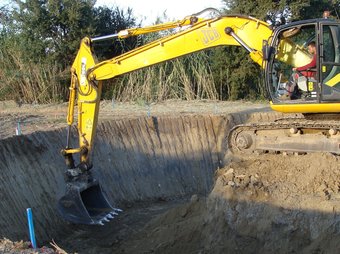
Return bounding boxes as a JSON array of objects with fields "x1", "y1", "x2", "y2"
[{"x1": 296, "y1": 54, "x2": 316, "y2": 71}]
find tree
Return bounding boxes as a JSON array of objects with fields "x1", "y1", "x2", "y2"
[
  {"x1": 296, "y1": 0, "x2": 340, "y2": 20},
  {"x1": 0, "y1": 0, "x2": 139, "y2": 103},
  {"x1": 11, "y1": 0, "x2": 96, "y2": 65},
  {"x1": 92, "y1": 6, "x2": 138, "y2": 59},
  {"x1": 9, "y1": 0, "x2": 139, "y2": 65}
]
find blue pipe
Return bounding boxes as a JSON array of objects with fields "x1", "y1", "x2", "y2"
[
  {"x1": 26, "y1": 208, "x2": 37, "y2": 249},
  {"x1": 16, "y1": 121, "x2": 22, "y2": 135}
]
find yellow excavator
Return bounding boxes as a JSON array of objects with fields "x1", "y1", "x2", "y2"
[{"x1": 58, "y1": 8, "x2": 340, "y2": 225}]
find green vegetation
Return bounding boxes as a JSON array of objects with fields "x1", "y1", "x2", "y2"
[
  {"x1": 0, "y1": 0, "x2": 338, "y2": 103},
  {"x1": 0, "y1": 0, "x2": 137, "y2": 103}
]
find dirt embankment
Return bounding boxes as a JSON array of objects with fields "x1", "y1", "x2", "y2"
[
  {"x1": 1, "y1": 100, "x2": 339, "y2": 253},
  {"x1": 109, "y1": 153, "x2": 340, "y2": 254}
]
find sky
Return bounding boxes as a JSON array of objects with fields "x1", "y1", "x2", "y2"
[
  {"x1": 95, "y1": 0, "x2": 225, "y2": 25},
  {"x1": 1, "y1": 0, "x2": 225, "y2": 26}
]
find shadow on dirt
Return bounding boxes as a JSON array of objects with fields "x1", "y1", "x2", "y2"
[{"x1": 2, "y1": 110, "x2": 338, "y2": 253}]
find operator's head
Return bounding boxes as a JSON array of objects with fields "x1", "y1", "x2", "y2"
[{"x1": 307, "y1": 41, "x2": 316, "y2": 54}]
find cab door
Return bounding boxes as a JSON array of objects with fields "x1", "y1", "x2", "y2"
[{"x1": 320, "y1": 23, "x2": 340, "y2": 101}]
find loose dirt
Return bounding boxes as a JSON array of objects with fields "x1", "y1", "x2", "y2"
[
  {"x1": 76, "y1": 153, "x2": 339, "y2": 254},
  {"x1": 1, "y1": 100, "x2": 339, "y2": 253},
  {"x1": 0, "y1": 238, "x2": 62, "y2": 253}
]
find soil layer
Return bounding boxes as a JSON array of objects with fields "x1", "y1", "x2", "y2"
[{"x1": 1, "y1": 100, "x2": 339, "y2": 253}]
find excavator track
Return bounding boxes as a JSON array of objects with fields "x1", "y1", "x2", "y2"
[{"x1": 228, "y1": 117, "x2": 340, "y2": 155}]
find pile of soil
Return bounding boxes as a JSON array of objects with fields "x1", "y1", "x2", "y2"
[{"x1": 110, "y1": 153, "x2": 340, "y2": 253}]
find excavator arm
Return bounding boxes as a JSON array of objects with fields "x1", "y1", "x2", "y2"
[
  {"x1": 58, "y1": 10, "x2": 274, "y2": 225},
  {"x1": 63, "y1": 13, "x2": 272, "y2": 174},
  {"x1": 88, "y1": 15, "x2": 270, "y2": 81}
]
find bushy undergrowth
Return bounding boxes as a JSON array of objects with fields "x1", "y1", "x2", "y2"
[
  {"x1": 0, "y1": 45, "x2": 68, "y2": 103},
  {"x1": 106, "y1": 53, "x2": 218, "y2": 103},
  {"x1": 0, "y1": 46, "x2": 221, "y2": 103}
]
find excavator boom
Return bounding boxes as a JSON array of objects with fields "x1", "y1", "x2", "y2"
[
  {"x1": 88, "y1": 15, "x2": 272, "y2": 81},
  {"x1": 58, "y1": 8, "x2": 340, "y2": 224},
  {"x1": 58, "y1": 10, "x2": 273, "y2": 225}
]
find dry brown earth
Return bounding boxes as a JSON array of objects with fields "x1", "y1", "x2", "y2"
[{"x1": 1, "y1": 100, "x2": 339, "y2": 253}]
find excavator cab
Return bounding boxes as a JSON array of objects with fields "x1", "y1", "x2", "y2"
[{"x1": 265, "y1": 19, "x2": 340, "y2": 109}]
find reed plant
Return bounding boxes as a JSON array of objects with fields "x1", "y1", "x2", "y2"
[
  {"x1": 0, "y1": 45, "x2": 68, "y2": 103},
  {"x1": 107, "y1": 51, "x2": 218, "y2": 103}
]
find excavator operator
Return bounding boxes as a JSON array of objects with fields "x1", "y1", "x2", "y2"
[
  {"x1": 287, "y1": 41, "x2": 317, "y2": 99},
  {"x1": 292, "y1": 41, "x2": 317, "y2": 75}
]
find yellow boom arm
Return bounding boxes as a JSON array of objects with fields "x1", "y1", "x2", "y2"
[{"x1": 62, "y1": 13, "x2": 273, "y2": 170}]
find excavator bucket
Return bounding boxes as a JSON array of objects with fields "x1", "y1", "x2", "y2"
[{"x1": 58, "y1": 179, "x2": 120, "y2": 225}]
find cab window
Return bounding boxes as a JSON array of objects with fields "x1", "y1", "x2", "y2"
[
  {"x1": 267, "y1": 24, "x2": 317, "y2": 102},
  {"x1": 321, "y1": 25, "x2": 340, "y2": 101}
]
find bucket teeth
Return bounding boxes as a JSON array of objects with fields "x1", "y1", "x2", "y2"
[
  {"x1": 96, "y1": 209, "x2": 123, "y2": 225},
  {"x1": 103, "y1": 217, "x2": 110, "y2": 222},
  {"x1": 110, "y1": 208, "x2": 122, "y2": 217},
  {"x1": 58, "y1": 177, "x2": 123, "y2": 225},
  {"x1": 103, "y1": 208, "x2": 123, "y2": 221},
  {"x1": 106, "y1": 213, "x2": 114, "y2": 219},
  {"x1": 97, "y1": 211, "x2": 117, "y2": 225}
]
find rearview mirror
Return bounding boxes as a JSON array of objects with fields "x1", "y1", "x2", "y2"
[{"x1": 262, "y1": 40, "x2": 274, "y2": 61}]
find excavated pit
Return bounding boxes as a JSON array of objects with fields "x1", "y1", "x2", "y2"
[{"x1": 0, "y1": 109, "x2": 339, "y2": 253}]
